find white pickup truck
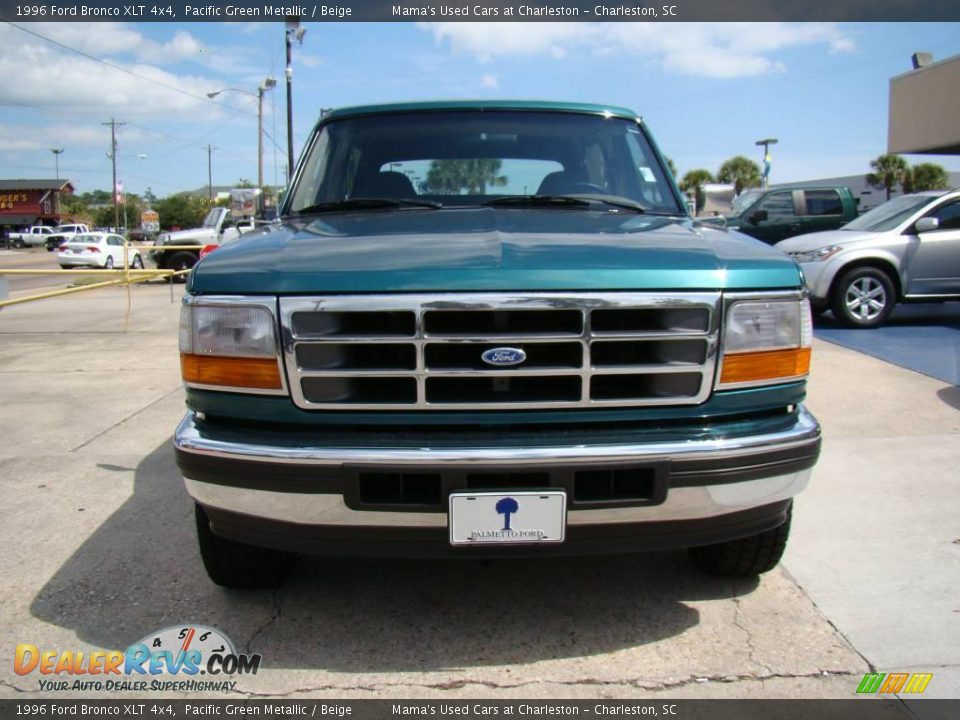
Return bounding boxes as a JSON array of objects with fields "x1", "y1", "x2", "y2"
[
  {"x1": 7, "y1": 226, "x2": 55, "y2": 248},
  {"x1": 44, "y1": 224, "x2": 91, "y2": 251}
]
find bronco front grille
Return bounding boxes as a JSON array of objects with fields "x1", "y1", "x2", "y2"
[{"x1": 279, "y1": 293, "x2": 720, "y2": 410}]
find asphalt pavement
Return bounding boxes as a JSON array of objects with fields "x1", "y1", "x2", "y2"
[{"x1": 0, "y1": 285, "x2": 956, "y2": 703}]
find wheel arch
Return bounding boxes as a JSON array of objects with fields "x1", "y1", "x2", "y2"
[{"x1": 828, "y1": 257, "x2": 903, "y2": 302}]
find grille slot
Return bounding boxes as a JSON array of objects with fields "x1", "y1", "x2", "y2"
[
  {"x1": 359, "y1": 472, "x2": 441, "y2": 506},
  {"x1": 282, "y1": 293, "x2": 719, "y2": 410},
  {"x1": 591, "y1": 339, "x2": 707, "y2": 367},
  {"x1": 424, "y1": 309, "x2": 582, "y2": 336},
  {"x1": 574, "y1": 468, "x2": 657, "y2": 502},
  {"x1": 427, "y1": 376, "x2": 581, "y2": 404}
]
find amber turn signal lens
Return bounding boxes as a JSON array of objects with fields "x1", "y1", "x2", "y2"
[
  {"x1": 181, "y1": 353, "x2": 283, "y2": 390},
  {"x1": 719, "y1": 347, "x2": 811, "y2": 387}
]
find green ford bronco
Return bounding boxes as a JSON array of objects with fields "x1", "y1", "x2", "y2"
[{"x1": 174, "y1": 101, "x2": 821, "y2": 588}]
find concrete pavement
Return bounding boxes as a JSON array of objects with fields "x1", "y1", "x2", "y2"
[{"x1": 0, "y1": 284, "x2": 955, "y2": 702}]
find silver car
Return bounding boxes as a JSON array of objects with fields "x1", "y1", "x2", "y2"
[{"x1": 776, "y1": 190, "x2": 960, "y2": 328}]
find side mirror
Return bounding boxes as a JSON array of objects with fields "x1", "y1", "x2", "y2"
[
  {"x1": 750, "y1": 209, "x2": 768, "y2": 224},
  {"x1": 914, "y1": 217, "x2": 939, "y2": 234}
]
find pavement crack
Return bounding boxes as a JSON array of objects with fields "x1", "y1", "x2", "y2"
[
  {"x1": 246, "y1": 587, "x2": 283, "y2": 655},
  {"x1": 70, "y1": 386, "x2": 181, "y2": 452},
  {"x1": 730, "y1": 578, "x2": 772, "y2": 676},
  {"x1": 0, "y1": 679, "x2": 37, "y2": 694}
]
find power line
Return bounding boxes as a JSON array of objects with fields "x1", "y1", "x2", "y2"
[{"x1": 5, "y1": 22, "x2": 256, "y2": 118}]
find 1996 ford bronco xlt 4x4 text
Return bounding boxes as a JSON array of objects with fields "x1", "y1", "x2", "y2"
[{"x1": 174, "y1": 101, "x2": 821, "y2": 588}]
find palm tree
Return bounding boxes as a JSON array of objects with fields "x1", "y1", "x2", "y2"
[
  {"x1": 664, "y1": 156, "x2": 678, "y2": 179},
  {"x1": 906, "y1": 163, "x2": 949, "y2": 192},
  {"x1": 495, "y1": 497, "x2": 519, "y2": 531},
  {"x1": 866, "y1": 154, "x2": 909, "y2": 201},
  {"x1": 680, "y1": 169, "x2": 715, "y2": 212},
  {"x1": 717, "y1": 156, "x2": 762, "y2": 196}
]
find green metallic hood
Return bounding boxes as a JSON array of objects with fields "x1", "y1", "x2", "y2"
[{"x1": 188, "y1": 209, "x2": 801, "y2": 294}]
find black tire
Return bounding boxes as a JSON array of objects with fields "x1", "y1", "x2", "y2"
[
  {"x1": 830, "y1": 266, "x2": 896, "y2": 328},
  {"x1": 195, "y1": 504, "x2": 295, "y2": 589},
  {"x1": 131, "y1": 254, "x2": 143, "y2": 269},
  {"x1": 13, "y1": 239, "x2": 24, "y2": 249},
  {"x1": 166, "y1": 251, "x2": 197, "y2": 283},
  {"x1": 104, "y1": 256, "x2": 114, "y2": 270},
  {"x1": 689, "y1": 504, "x2": 792, "y2": 577}
]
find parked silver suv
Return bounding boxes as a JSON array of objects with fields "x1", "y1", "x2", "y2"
[{"x1": 776, "y1": 190, "x2": 960, "y2": 328}]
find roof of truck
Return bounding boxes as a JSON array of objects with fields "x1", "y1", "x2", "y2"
[{"x1": 321, "y1": 100, "x2": 639, "y2": 122}]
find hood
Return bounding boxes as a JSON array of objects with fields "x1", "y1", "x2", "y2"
[
  {"x1": 162, "y1": 227, "x2": 217, "y2": 244},
  {"x1": 775, "y1": 229, "x2": 877, "y2": 253},
  {"x1": 189, "y1": 208, "x2": 802, "y2": 294}
]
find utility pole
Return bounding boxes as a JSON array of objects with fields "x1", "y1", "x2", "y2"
[
  {"x1": 50, "y1": 148, "x2": 64, "y2": 181},
  {"x1": 103, "y1": 119, "x2": 126, "y2": 231},
  {"x1": 206, "y1": 144, "x2": 215, "y2": 202}
]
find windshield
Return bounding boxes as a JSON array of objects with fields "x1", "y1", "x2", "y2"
[
  {"x1": 730, "y1": 190, "x2": 764, "y2": 216},
  {"x1": 843, "y1": 195, "x2": 935, "y2": 232},
  {"x1": 201, "y1": 208, "x2": 221, "y2": 228},
  {"x1": 285, "y1": 110, "x2": 684, "y2": 215}
]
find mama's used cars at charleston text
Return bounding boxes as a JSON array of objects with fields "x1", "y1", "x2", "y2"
[{"x1": 173, "y1": 101, "x2": 821, "y2": 587}]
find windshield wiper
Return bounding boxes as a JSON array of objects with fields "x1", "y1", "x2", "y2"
[
  {"x1": 293, "y1": 197, "x2": 443, "y2": 215},
  {"x1": 483, "y1": 195, "x2": 591, "y2": 208}
]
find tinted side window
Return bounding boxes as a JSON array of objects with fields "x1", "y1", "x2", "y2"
[
  {"x1": 928, "y1": 200, "x2": 960, "y2": 231},
  {"x1": 805, "y1": 190, "x2": 843, "y2": 216},
  {"x1": 756, "y1": 192, "x2": 795, "y2": 218}
]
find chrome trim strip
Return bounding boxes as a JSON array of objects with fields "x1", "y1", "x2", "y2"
[
  {"x1": 279, "y1": 292, "x2": 721, "y2": 411},
  {"x1": 181, "y1": 294, "x2": 290, "y2": 397},
  {"x1": 174, "y1": 404, "x2": 820, "y2": 467},
  {"x1": 184, "y1": 468, "x2": 812, "y2": 528}
]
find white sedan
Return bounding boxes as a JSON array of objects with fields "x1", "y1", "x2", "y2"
[{"x1": 57, "y1": 233, "x2": 143, "y2": 270}]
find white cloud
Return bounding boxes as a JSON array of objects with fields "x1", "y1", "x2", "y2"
[
  {"x1": 422, "y1": 22, "x2": 855, "y2": 79},
  {"x1": 0, "y1": 23, "x2": 237, "y2": 118},
  {"x1": 480, "y1": 74, "x2": 499, "y2": 89}
]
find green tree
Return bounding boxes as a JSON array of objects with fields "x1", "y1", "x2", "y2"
[
  {"x1": 679, "y1": 169, "x2": 715, "y2": 212},
  {"x1": 906, "y1": 163, "x2": 949, "y2": 193},
  {"x1": 717, "y1": 156, "x2": 762, "y2": 196},
  {"x1": 866, "y1": 154, "x2": 909, "y2": 201},
  {"x1": 664, "y1": 156, "x2": 678, "y2": 178},
  {"x1": 426, "y1": 159, "x2": 507, "y2": 194},
  {"x1": 154, "y1": 193, "x2": 210, "y2": 230}
]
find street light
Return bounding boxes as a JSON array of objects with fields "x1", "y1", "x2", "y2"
[
  {"x1": 755, "y1": 138, "x2": 778, "y2": 188},
  {"x1": 207, "y1": 77, "x2": 277, "y2": 190},
  {"x1": 285, "y1": 17, "x2": 307, "y2": 181},
  {"x1": 50, "y1": 148, "x2": 64, "y2": 181}
]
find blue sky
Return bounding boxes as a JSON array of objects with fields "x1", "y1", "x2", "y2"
[{"x1": 2, "y1": 21, "x2": 960, "y2": 198}]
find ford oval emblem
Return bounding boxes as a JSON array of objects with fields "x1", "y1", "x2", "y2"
[{"x1": 481, "y1": 347, "x2": 527, "y2": 367}]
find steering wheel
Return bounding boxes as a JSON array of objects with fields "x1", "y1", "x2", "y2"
[{"x1": 556, "y1": 182, "x2": 607, "y2": 195}]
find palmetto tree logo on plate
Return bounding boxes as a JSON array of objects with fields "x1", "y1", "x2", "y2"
[{"x1": 495, "y1": 497, "x2": 519, "y2": 530}]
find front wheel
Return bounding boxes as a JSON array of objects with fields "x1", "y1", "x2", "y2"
[
  {"x1": 689, "y1": 504, "x2": 792, "y2": 577},
  {"x1": 165, "y1": 251, "x2": 197, "y2": 283},
  {"x1": 195, "y1": 504, "x2": 295, "y2": 588},
  {"x1": 131, "y1": 254, "x2": 143, "y2": 269},
  {"x1": 830, "y1": 266, "x2": 896, "y2": 328}
]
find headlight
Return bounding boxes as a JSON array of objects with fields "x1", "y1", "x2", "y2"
[
  {"x1": 718, "y1": 299, "x2": 812, "y2": 389},
  {"x1": 791, "y1": 245, "x2": 842, "y2": 263},
  {"x1": 179, "y1": 302, "x2": 284, "y2": 392}
]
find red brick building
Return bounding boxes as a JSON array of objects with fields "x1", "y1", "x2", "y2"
[{"x1": 0, "y1": 179, "x2": 75, "y2": 230}]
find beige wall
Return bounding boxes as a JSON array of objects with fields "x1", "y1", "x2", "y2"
[{"x1": 888, "y1": 54, "x2": 960, "y2": 155}]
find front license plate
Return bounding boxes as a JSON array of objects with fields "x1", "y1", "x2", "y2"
[{"x1": 449, "y1": 490, "x2": 566, "y2": 545}]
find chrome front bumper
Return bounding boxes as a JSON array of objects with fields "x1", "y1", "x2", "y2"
[{"x1": 175, "y1": 406, "x2": 820, "y2": 530}]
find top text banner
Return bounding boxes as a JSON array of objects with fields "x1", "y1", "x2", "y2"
[{"x1": 1, "y1": 0, "x2": 958, "y2": 22}]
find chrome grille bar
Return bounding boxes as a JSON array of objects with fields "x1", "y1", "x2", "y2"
[{"x1": 279, "y1": 293, "x2": 721, "y2": 410}]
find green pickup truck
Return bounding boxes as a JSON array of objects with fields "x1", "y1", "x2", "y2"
[
  {"x1": 725, "y1": 184, "x2": 859, "y2": 244},
  {"x1": 174, "y1": 100, "x2": 821, "y2": 588}
]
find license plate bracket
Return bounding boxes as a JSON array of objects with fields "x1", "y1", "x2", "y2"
[{"x1": 448, "y1": 490, "x2": 566, "y2": 546}]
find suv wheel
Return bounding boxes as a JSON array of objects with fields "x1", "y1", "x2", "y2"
[
  {"x1": 830, "y1": 266, "x2": 895, "y2": 329},
  {"x1": 195, "y1": 504, "x2": 295, "y2": 588},
  {"x1": 689, "y1": 503, "x2": 792, "y2": 577},
  {"x1": 166, "y1": 251, "x2": 197, "y2": 283}
]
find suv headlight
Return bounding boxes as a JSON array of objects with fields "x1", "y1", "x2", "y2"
[
  {"x1": 718, "y1": 298, "x2": 812, "y2": 389},
  {"x1": 179, "y1": 301, "x2": 284, "y2": 392},
  {"x1": 791, "y1": 245, "x2": 842, "y2": 263}
]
